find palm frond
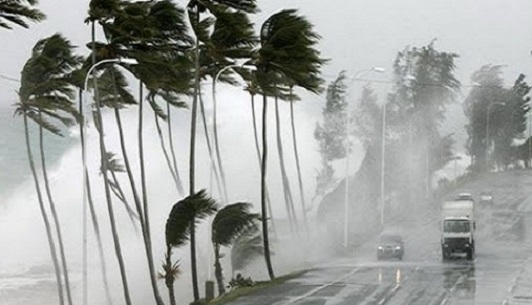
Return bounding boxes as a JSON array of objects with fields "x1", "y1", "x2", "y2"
[
  {"x1": 256, "y1": 9, "x2": 326, "y2": 94},
  {"x1": 25, "y1": 109, "x2": 63, "y2": 136},
  {"x1": 0, "y1": 0, "x2": 45, "y2": 30},
  {"x1": 212, "y1": 202, "x2": 259, "y2": 246},
  {"x1": 148, "y1": 94, "x2": 168, "y2": 121},
  {"x1": 166, "y1": 189, "x2": 218, "y2": 247},
  {"x1": 230, "y1": 226, "x2": 264, "y2": 272}
]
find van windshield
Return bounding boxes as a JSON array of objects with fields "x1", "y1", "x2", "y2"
[{"x1": 443, "y1": 220, "x2": 471, "y2": 233}]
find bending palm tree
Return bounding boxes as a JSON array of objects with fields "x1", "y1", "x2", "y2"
[
  {"x1": 211, "y1": 202, "x2": 259, "y2": 295},
  {"x1": 185, "y1": 0, "x2": 257, "y2": 299},
  {"x1": 245, "y1": 79, "x2": 276, "y2": 235},
  {"x1": 289, "y1": 87, "x2": 309, "y2": 231},
  {"x1": 165, "y1": 190, "x2": 218, "y2": 305},
  {"x1": 19, "y1": 108, "x2": 64, "y2": 305},
  {"x1": 15, "y1": 33, "x2": 83, "y2": 305},
  {"x1": 252, "y1": 9, "x2": 325, "y2": 280},
  {"x1": 0, "y1": 0, "x2": 45, "y2": 29},
  {"x1": 87, "y1": 2, "x2": 193, "y2": 304},
  {"x1": 274, "y1": 93, "x2": 298, "y2": 233}
]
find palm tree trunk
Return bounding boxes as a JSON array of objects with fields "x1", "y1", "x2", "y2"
[
  {"x1": 212, "y1": 76, "x2": 229, "y2": 202},
  {"x1": 250, "y1": 94, "x2": 276, "y2": 236},
  {"x1": 38, "y1": 112, "x2": 73, "y2": 305},
  {"x1": 154, "y1": 110, "x2": 180, "y2": 189},
  {"x1": 261, "y1": 94, "x2": 275, "y2": 280},
  {"x1": 137, "y1": 83, "x2": 165, "y2": 305},
  {"x1": 199, "y1": 88, "x2": 223, "y2": 199},
  {"x1": 289, "y1": 96, "x2": 308, "y2": 232},
  {"x1": 213, "y1": 244, "x2": 225, "y2": 296},
  {"x1": 274, "y1": 97, "x2": 298, "y2": 233},
  {"x1": 190, "y1": 219, "x2": 200, "y2": 300},
  {"x1": 189, "y1": 8, "x2": 202, "y2": 301},
  {"x1": 79, "y1": 88, "x2": 113, "y2": 305},
  {"x1": 165, "y1": 246, "x2": 176, "y2": 305},
  {"x1": 95, "y1": 80, "x2": 132, "y2": 305},
  {"x1": 166, "y1": 101, "x2": 185, "y2": 197},
  {"x1": 23, "y1": 112, "x2": 65, "y2": 305}
]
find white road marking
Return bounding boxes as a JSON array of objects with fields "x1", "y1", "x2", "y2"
[{"x1": 282, "y1": 267, "x2": 362, "y2": 305}]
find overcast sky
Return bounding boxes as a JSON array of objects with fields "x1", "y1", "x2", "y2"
[{"x1": 1, "y1": 0, "x2": 531, "y2": 197}]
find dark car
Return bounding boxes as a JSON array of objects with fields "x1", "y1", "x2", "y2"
[{"x1": 377, "y1": 233, "x2": 404, "y2": 260}]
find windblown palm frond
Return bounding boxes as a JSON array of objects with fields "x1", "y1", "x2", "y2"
[
  {"x1": 96, "y1": 66, "x2": 136, "y2": 109},
  {"x1": 212, "y1": 202, "x2": 259, "y2": 246},
  {"x1": 0, "y1": 0, "x2": 45, "y2": 30},
  {"x1": 87, "y1": 0, "x2": 121, "y2": 22},
  {"x1": 17, "y1": 34, "x2": 82, "y2": 134},
  {"x1": 165, "y1": 189, "x2": 218, "y2": 247},
  {"x1": 255, "y1": 9, "x2": 325, "y2": 94},
  {"x1": 188, "y1": 0, "x2": 257, "y2": 14},
  {"x1": 230, "y1": 226, "x2": 264, "y2": 272}
]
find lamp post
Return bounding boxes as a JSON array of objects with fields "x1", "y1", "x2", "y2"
[
  {"x1": 81, "y1": 58, "x2": 136, "y2": 305},
  {"x1": 485, "y1": 102, "x2": 505, "y2": 170},
  {"x1": 211, "y1": 64, "x2": 256, "y2": 203},
  {"x1": 380, "y1": 95, "x2": 386, "y2": 226},
  {"x1": 344, "y1": 67, "x2": 385, "y2": 249}
]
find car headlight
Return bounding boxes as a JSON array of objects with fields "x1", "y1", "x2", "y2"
[
  {"x1": 378, "y1": 246, "x2": 383, "y2": 250},
  {"x1": 395, "y1": 246, "x2": 401, "y2": 250}
]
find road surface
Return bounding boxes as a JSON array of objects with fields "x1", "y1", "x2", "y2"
[{"x1": 227, "y1": 171, "x2": 532, "y2": 305}]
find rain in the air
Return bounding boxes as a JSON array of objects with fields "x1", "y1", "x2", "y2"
[{"x1": 1, "y1": 1, "x2": 532, "y2": 305}]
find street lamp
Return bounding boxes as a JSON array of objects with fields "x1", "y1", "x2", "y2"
[
  {"x1": 81, "y1": 57, "x2": 136, "y2": 305},
  {"x1": 485, "y1": 102, "x2": 506, "y2": 170},
  {"x1": 211, "y1": 64, "x2": 256, "y2": 203},
  {"x1": 344, "y1": 67, "x2": 385, "y2": 249}
]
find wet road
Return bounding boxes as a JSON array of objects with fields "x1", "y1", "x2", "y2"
[{"x1": 228, "y1": 172, "x2": 532, "y2": 305}]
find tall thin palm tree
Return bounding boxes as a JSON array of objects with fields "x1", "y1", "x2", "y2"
[
  {"x1": 21, "y1": 34, "x2": 83, "y2": 305},
  {"x1": 87, "y1": 2, "x2": 193, "y2": 304},
  {"x1": 91, "y1": 62, "x2": 134, "y2": 305},
  {"x1": 165, "y1": 190, "x2": 218, "y2": 305},
  {"x1": 274, "y1": 91, "x2": 298, "y2": 233},
  {"x1": 85, "y1": 2, "x2": 122, "y2": 303},
  {"x1": 251, "y1": 9, "x2": 325, "y2": 280},
  {"x1": 15, "y1": 33, "x2": 82, "y2": 305},
  {"x1": 0, "y1": 0, "x2": 45, "y2": 29},
  {"x1": 200, "y1": 7, "x2": 257, "y2": 203},
  {"x1": 289, "y1": 86, "x2": 309, "y2": 231},
  {"x1": 211, "y1": 202, "x2": 259, "y2": 296},
  {"x1": 185, "y1": 1, "x2": 257, "y2": 299},
  {"x1": 244, "y1": 78, "x2": 276, "y2": 236},
  {"x1": 18, "y1": 107, "x2": 64, "y2": 305}
]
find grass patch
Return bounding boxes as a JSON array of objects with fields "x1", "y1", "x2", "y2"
[{"x1": 207, "y1": 270, "x2": 308, "y2": 305}]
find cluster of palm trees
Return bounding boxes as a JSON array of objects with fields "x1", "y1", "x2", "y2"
[{"x1": 8, "y1": 0, "x2": 324, "y2": 304}]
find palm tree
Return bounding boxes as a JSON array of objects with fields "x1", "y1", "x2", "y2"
[
  {"x1": 244, "y1": 76, "x2": 276, "y2": 235},
  {"x1": 251, "y1": 9, "x2": 325, "y2": 280},
  {"x1": 211, "y1": 202, "x2": 259, "y2": 295},
  {"x1": 274, "y1": 89, "x2": 298, "y2": 233},
  {"x1": 165, "y1": 189, "x2": 218, "y2": 305},
  {"x1": 0, "y1": 0, "x2": 45, "y2": 29},
  {"x1": 17, "y1": 107, "x2": 65, "y2": 305},
  {"x1": 87, "y1": 2, "x2": 193, "y2": 304},
  {"x1": 15, "y1": 33, "x2": 82, "y2": 305},
  {"x1": 200, "y1": 7, "x2": 257, "y2": 203},
  {"x1": 289, "y1": 86, "x2": 310, "y2": 231},
  {"x1": 185, "y1": 1, "x2": 256, "y2": 300}
]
